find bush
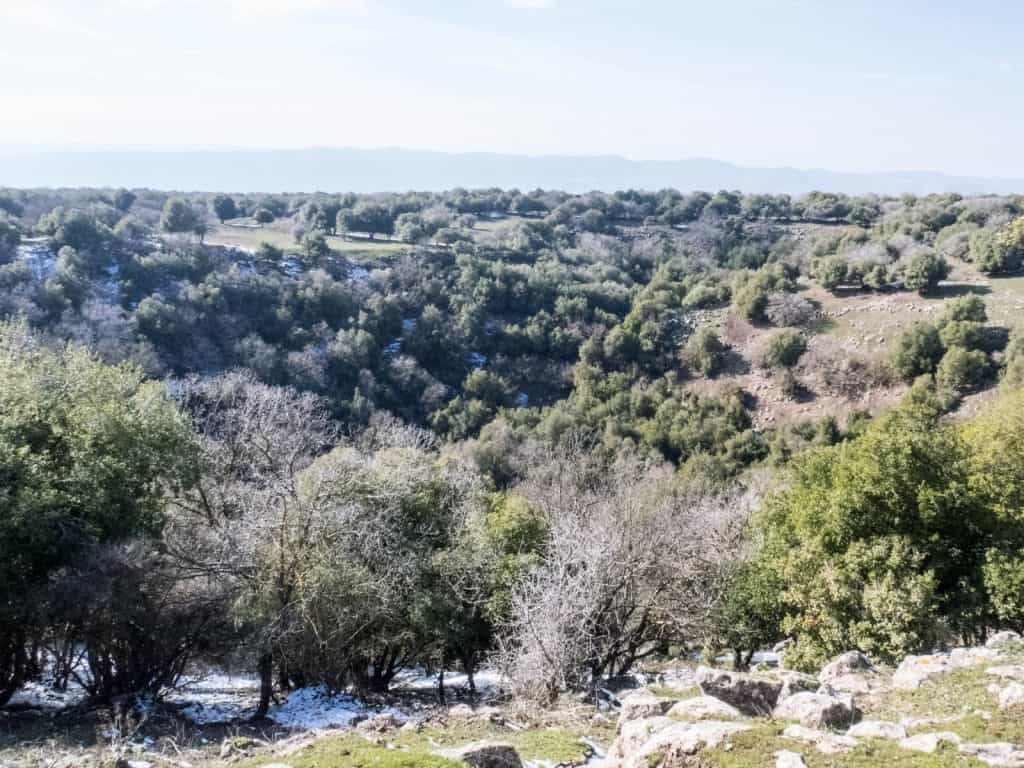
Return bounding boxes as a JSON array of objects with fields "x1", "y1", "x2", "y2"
[
  {"x1": 984, "y1": 548, "x2": 1024, "y2": 631},
  {"x1": 936, "y1": 346, "x2": 989, "y2": 394},
  {"x1": 939, "y1": 320, "x2": 986, "y2": 351},
  {"x1": 903, "y1": 252, "x2": 950, "y2": 294},
  {"x1": 891, "y1": 323, "x2": 944, "y2": 381},
  {"x1": 685, "y1": 327, "x2": 727, "y2": 377},
  {"x1": 763, "y1": 330, "x2": 806, "y2": 369},
  {"x1": 941, "y1": 294, "x2": 988, "y2": 324},
  {"x1": 817, "y1": 255, "x2": 849, "y2": 291}
]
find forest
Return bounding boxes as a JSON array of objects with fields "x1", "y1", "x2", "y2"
[{"x1": 3, "y1": 185, "x2": 1024, "y2": 766}]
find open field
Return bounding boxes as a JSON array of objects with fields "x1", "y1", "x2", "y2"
[{"x1": 206, "y1": 220, "x2": 408, "y2": 260}]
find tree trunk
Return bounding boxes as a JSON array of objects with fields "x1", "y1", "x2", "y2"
[
  {"x1": 437, "y1": 667, "x2": 445, "y2": 704},
  {"x1": 254, "y1": 652, "x2": 273, "y2": 720}
]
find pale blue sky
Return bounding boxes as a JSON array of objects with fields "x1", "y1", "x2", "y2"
[{"x1": 3, "y1": 0, "x2": 1023, "y2": 176}]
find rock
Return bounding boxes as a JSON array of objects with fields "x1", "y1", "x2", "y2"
[
  {"x1": 987, "y1": 631, "x2": 1023, "y2": 648},
  {"x1": 447, "y1": 704, "x2": 476, "y2": 720},
  {"x1": 987, "y1": 666, "x2": 1024, "y2": 682},
  {"x1": 126, "y1": 762, "x2": 154, "y2": 768},
  {"x1": 778, "y1": 672, "x2": 819, "y2": 702},
  {"x1": 667, "y1": 696, "x2": 742, "y2": 720},
  {"x1": 220, "y1": 736, "x2": 258, "y2": 758},
  {"x1": 695, "y1": 665, "x2": 782, "y2": 716},
  {"x1": 355, "y1": 713, "x2": 400, "y2": 733},
  {"x1": 439, "y1": 742, "x2": 522, "y2": 768},
  {"x1": 620, "y1": 720, "x2": 751, "y2": 768},
  {"x1": 950, "y1": 647, "x2": 1001, "y2": 668},
  {"x1": 618, "y1": 692, "x2": 674, "y2": 725},
  {"x1": 960, "y1": 741, "x2": 1024, "y2": 767},
  {"x1": 999, "y1": 682, "x2": 1024, "y2": 710},
  {"x1": 893, "y1": 654, "x2": 951, "y2": 690},
  {"x1": 899, "y1": 731, "x2": 962, "y2": 753},
  {"x1": 608, "y1": 716, "x2": 676, "y2": 761},
  {"x1": 775, "y1": 751, "x2": 809, "y2": 768},
  {"x1": 846, "y1": 720, "x2": 906, "y2": 740},
  {"x1": 773, "y1": 692, "x2": 859, "y2": 730},
  {"x1": 781, "y1": 724, "x2": 859, "y2": 754},
  {"x1": 819, "y1": 651, "x2": 873, "y2": 683}
]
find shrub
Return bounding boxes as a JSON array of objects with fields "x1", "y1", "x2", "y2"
[
  {"x1": 891, "y1": 323, "x2": 944, "y2": 381},
  {"x1": 763, "y1": 330, "x2": 806, "y2": 369},
  {"x1": 817, "y1": 255, "x2": 849, "y2": 291},
  {"x1": 685, "y1": 327, "x2": 727, "y2": 377},
  {"x1": 936, "y1": 346, "x2": 989, "y2": 394},
  {"x1": 984, "y1": 548, "x2": 1024, "y2": 631},
  {"x1": 903, "y1": 252, "x2": 950, "y2": 295},
  {"x1": 941, "y1": 294, "x2": 988, "y2": 324},
  {"x1": 939, "y1": 320, "x2": 986, "y2": 351}
]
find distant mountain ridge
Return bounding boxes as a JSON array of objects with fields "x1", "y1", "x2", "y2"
[{"x1": 2, "y1": 146, "x2": 1023, "y2": 195}]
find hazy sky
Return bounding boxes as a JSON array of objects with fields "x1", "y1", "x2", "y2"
[{"x1": 3, "y1": 0, "x2": 1023, "y2": 176}]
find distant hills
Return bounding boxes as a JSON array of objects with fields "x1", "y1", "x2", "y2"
[{"x1": 3, "y1": 146, "x2": 1023, "y2": 195}]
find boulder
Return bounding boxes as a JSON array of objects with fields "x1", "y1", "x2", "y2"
[
  {"x1": 893, "y1": 654, "x2": 951, "y2": 690},
  {"x1": 439, "y1": 742, "x2": 522, "y2": 768},
  {"x1": 999, "y1": 682, "x2": 1024, "y2": 710},
  {"x1": 950, "y1": 647, "x2": 1001, "y2": 668},
  {"x1": 987, "y1": 631, "x2": 1023, "y2": 649},
  {"x1": 987, "y1": 666, "x2": 1024, "y2": 682},
  {"x1": 819, "y1": 651, "x2": 873, "y2": 683},
  {"x1": 220, "y1": 736, "x2": 259, "y2": 758},
  {"x1": 846, "y1": 720, "x2": 906, "y2": 740},
  {"x1": 777, "y1": 672, "x2": 819, "y2": 702},
  {"x1": 607, "y1": 716, "x2": 675, "y2": 762},
  {"x1": 620, "y1": 720, "x2": 751, "y2": 768},
  {"x1": 695, "y1": 665, "x2": 782, "y2": 716},
  {"x1": 355, "y1": 713, "x2": 401, "y2": 733},
  {"x1": 781, "y1": 724, "x2": 858, "y2": 754},
  {"x1": 618, "y1": 693, "x2": 674, "y2": 726},
  {"x1": 667, "y1": 695, "x2": 742, "y2": 720},
  {"x1": 899, "y1": 732, "x2": 962, "y2": 753},
  {"x1": 775, "y1": 751, "x2": 809, "y2": 768},
  {"x1": 773, "y1": 692, "x2": 859, "y2": 730}
]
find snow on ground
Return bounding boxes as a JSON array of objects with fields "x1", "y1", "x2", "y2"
[
  {"x1": 392, "y1": 667, "x2": 507, "y2": 693},
  {"x1": 268, "y1": 686, "x2": 406, "y2": 730},
  {"x1": 6, "y1": 679, "x2": 86, "y2": 710},
  {"x1": 166, "y1": 673, "x2": 260, "y2": 724},
  {"x1": 166, "y1": 673, "x2": 406, "y2": 729}
]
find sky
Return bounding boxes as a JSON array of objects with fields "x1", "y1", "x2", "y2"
[{"x1": 2, "y1": 0, "x2": 1024, "y2": 176}]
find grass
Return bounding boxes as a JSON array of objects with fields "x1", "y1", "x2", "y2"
[
  {"x1": 698, "y1": 721, "x2": 985, "y2": 768},
  {"x1": 241, "y1": 719, "x2": 598, "y2": 768},
  {"x1": 247, "y1": 734, "x2": 462, "y2": 768},
  {"x1": 206, "y1": 222, "x2": 407, "y2": 260},
  {"x1": 646, "y1": 685, "x2": 701, "y2": 700}
]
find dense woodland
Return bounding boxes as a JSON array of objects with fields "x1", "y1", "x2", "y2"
[{"x1": 3, "y1": 185, "x2": 1024, "y2": 715}]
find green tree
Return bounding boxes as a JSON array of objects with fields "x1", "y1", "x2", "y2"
[
  {"x1": 0, "y1": 214, "x2": 19, "y2": 265},
  {"x1": 0, "y1": 323, "x2": 197, "y2": 705},
  {"x1": 903, "y1": 252, "x2": 950, "y2": 295},
  {"x1": 160, "y1": 197, "x2": 199, "y2": 234},
  {"x1": 891, "y1": 323, "x2": 944, "y2": 381},
  {"x1": 211, "y1": 194, "x2": 238, "y2": 223},
  {"x1": 254, "y1": 207, "x2": 275, "y2": 227}
]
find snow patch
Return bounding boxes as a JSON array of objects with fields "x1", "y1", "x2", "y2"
[{"x1": 268, "y1": 686, "x2": 406, "y2": 730}]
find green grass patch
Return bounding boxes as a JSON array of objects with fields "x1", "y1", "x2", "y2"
[
  {"x1": 646, "y1": 684, "x2": 700, "y2": 700},
  {"x1": 863, "y1": 668, "x2": 996, "y2": 723},
  {"x1": 247, "y1": 734, "x2": 461, "y2": 768}
]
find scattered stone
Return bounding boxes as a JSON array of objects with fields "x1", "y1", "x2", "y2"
[
  {"x1": 775, "y1": 751, "x2": 809, "y2": 768},
  {"x1": 618, "y1": 693, "x2": 674, "y2": 725},
  {"x1": 667, "y1": 695, "x2": 742, "y2": 720},
  {"x1": 987, "y1": 631, "x2": 1023, "y2": 649},
  {"x1": 960, "y1": 741, "x2": 1024, "y2": 767},
  {"x1": 846, "y1": 720, "x2": 906, "y2": 740},
  {"x1": 439, "y1": 742, "x2": 522, "y2": 768},
  {"x1": 987, "y1": 666, "x2": 1024, "y2": 682},
  {"x1": 262, "y1": 764, "x2": 293, "y2": 768},
  {"x1": 773, "y1": 692, "x2": 859, "y2": 730},
  {"x1": 781, "y1": 724, "x2": 859, "y2": 754},
  {"x1": 899, "y1": 731, "x2": 962, "y2": 753},
  {"x1": 620, "y1": 720, "x2": 751, "y2": 768},
  {"x1": 126, "y1": 762, "x2": 154, "y2": 768},
  {"x1": 696, "y1": 665, "x2": 782, "y2": 716},
  {"x1": 999, "y1": 682, "x2": 1024, "y2": 710}
]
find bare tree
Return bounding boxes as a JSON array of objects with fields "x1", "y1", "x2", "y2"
[{"x1": 497, "y1": 438, "x2": 758, "y2": 705}]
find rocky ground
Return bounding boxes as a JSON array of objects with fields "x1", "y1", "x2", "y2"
[{"x1": 3, "y1": 633, "x2": 1023, "y2": 768}]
